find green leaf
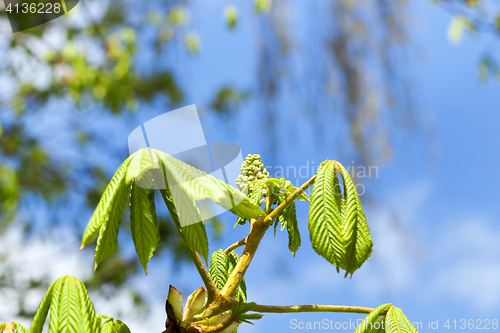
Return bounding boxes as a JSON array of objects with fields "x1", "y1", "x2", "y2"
[
  {"x1": 100, "y1": 316, "x2": 131, "y2": 333},
  {"x1": 267, "y1": 178, "x2": 281, "y2": 186},
  {"x1": 224, "y1": 5, "x2": 238, "y2": 29},
  {"x1": 30, "y1": 279, "x2": 55, "y2": 333},
  {"x1": 31, "y1": 276, "x2": 99, "y2": 333},
  {"x1": 208, "y1": 249, "x2": 247, "y2": 301},
  {"x1": 77, "y1": 277, "x2": 101, "y2": 333},
  {"x1": 81, "y1": 155, "x2": 132, "y2": 248},
  {"x1": 308, "y1": 161, "x2": 344, "y2": 271},
  {"x1": 495, "y1": 15, "x2": 500, "y2": 32},
  {"x1": 155, "y1": 150, "x2": 265, "y2": 221},
  {"x1": 47, "y1": 277, "x2": 64, "y2": 333},
  {"x1": 365, "y1": 316, "x2": 385, "y2": 333},
  {"x1": 227, "y1": 191, "x2": 265, "y2": 220},
  {"x1": 385, "y1": 306, "x2": 419, "y2": 333},
  {"x1": 278, "y1": 198, "x2": 301, "y2": 256},
  {"x1": 93, "y1": 178, "x2": 128, "y2": 270},
  {"x1": 266, "y1": 178, "x2": 282, "y2": 198},
  {"x1": 336, "y1": 162, "x2": 373, "y2": 275},
  {"x1": 231, "y1": 301, "x2": 263, "y2": 325},
  {"x1": 130, "y1": 181, "x2": 160, "y2": 275},
  {"x1": 448, "y1": 15, "x2": 474, "y2": 44},
  {"x1": 125, "y1": 148, "x2": 162, "y2": 185},
  {"x1": 308, "y1": 160, "x2": 372, "y2": 276},
  {"x1": 234, "y1": 178, "x2": 268, "y2": 227},
  {"x1": 255, "y1": 0, "x2": 272, "y2": 14},
  {"x1": 228, "y1": 251, "x2": 247, "y2": 303},
  {"x1": 80, "y1": 153, "x2": 131, "y2": 270},
  {"x1": 209, "y1": 250, "x2": 229, "y2": 291},
  {"x1": 353, "y1": 303, "x2": 391, "y2": 333},
  {"x1": 296, "y1": 191, "x2": 310, "y2": 202},
  {"x1": 51, "y1": 276, "x2": 97, "y2": 333},
  {"x1": 249, "y1": 179, "x2": 268, "y2": 205},
  {"x1": 279, "y1": 178, "x2": 310, "y2": 202},
  {"x1": 160, "y1": 181, "x2": 210, "y2": 262},
  {"x1": 180, "y1": 222, "x2": 209, "y2": 263}
]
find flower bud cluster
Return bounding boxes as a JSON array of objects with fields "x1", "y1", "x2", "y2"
[{"x1": 235, "y1": 154, "x2": 270, "y2": 192}]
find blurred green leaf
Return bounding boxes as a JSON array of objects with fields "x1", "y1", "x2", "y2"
[
  {"x1": 184, "y1": 32, "x2": 201, "y2": 55},
  {"x1": 169, "y1": 6, "x2": 189, "y2": 26},
  {"x1": 255, "y1": 0, "x2": 272, "y2": 14},
  {"x1": 224, "y1": 5, "x2": 238, "y2": 29},
  {"x1": 211, "y1": 87, "x2": 249, "y2": 115},
  {"x1": 447, "y1": 15, "x2": 474, "y2": 44}
]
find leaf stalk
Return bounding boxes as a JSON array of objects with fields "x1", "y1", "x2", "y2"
[
  {"x1": 252, "y1": 304, "x2": 386, "y2": 315},
  {"x1": 159, "y1": 189, "x2": 220, "y2": 303}
]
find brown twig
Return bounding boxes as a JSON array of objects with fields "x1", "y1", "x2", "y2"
[{"x1": 223, "y1": 238, "x2": 247, "y2": 256}]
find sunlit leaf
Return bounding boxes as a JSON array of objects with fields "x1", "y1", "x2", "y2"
[
  {"x1": 385, "y1": 306, "x2": 419, "y2": 333},
  {"x1": 224, "y1": 5, "x2": 238, "y2": 29},
  {"x1": 155, "y1": 150, "x2": 265, "y2": 221},
  {"x1": 209, "y1": 249, "x2": 230, "y2": 292},
  {"x1": 160, "y1": 182, "x2": 209, "y2": 262},
  {"x1": 231, "y1": 301, "x2": 263, "y2": 325},
  {"x1": 278, "y1": 197, "x2": 301, "y2": 256},
  {"x1": 100, "y1": 316, "x2": 131, "y2": 333},
  {"x1": 448, "y1": 15, "x2": 474, "y2": 44},
  {"x1": 353, "y1": 303, "x2": 391, "y2": 333},
  {"x1": 31, "y1": 276, "x2": 100, "y2": 333},
  {"x1": 81, "y1": 156, "x2": 132, "y2": 248},
  {"x1": 308, "y1": 160, "x2": 372, "y2": 276},
  {"x1": 130, "y1": 181, "x2": 160, "y2": 275},
  {"x1": 228, "y1": 251, "x2": 247, "y2": 303}
]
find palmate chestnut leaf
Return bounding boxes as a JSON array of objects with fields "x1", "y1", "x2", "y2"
[{"x1": 81, "y1": 148, "x2": 264, "y2": 272}]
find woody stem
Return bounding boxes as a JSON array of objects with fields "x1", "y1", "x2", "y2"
[{"x1": 220, "y1": 175, "x2": 316, "y2": 299}]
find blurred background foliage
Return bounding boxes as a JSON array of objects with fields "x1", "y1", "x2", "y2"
[
  {"x1": 0, "y1": 0, "x2": 488, "y2": 323},
  {"x1": 436, "y1": 0, "x2": 500, "y2": 81}
]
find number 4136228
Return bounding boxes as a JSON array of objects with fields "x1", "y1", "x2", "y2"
[
  {"x1": 444, "y1": 319, "x2": 498, "y2": 329},
  {"x1": 6, "y1": 2, "x2": 62, "y2": 14}
]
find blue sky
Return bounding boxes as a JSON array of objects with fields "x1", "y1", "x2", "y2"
[{"x1": 2, "y1": 0, "x2": 500, "y2": 332}]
